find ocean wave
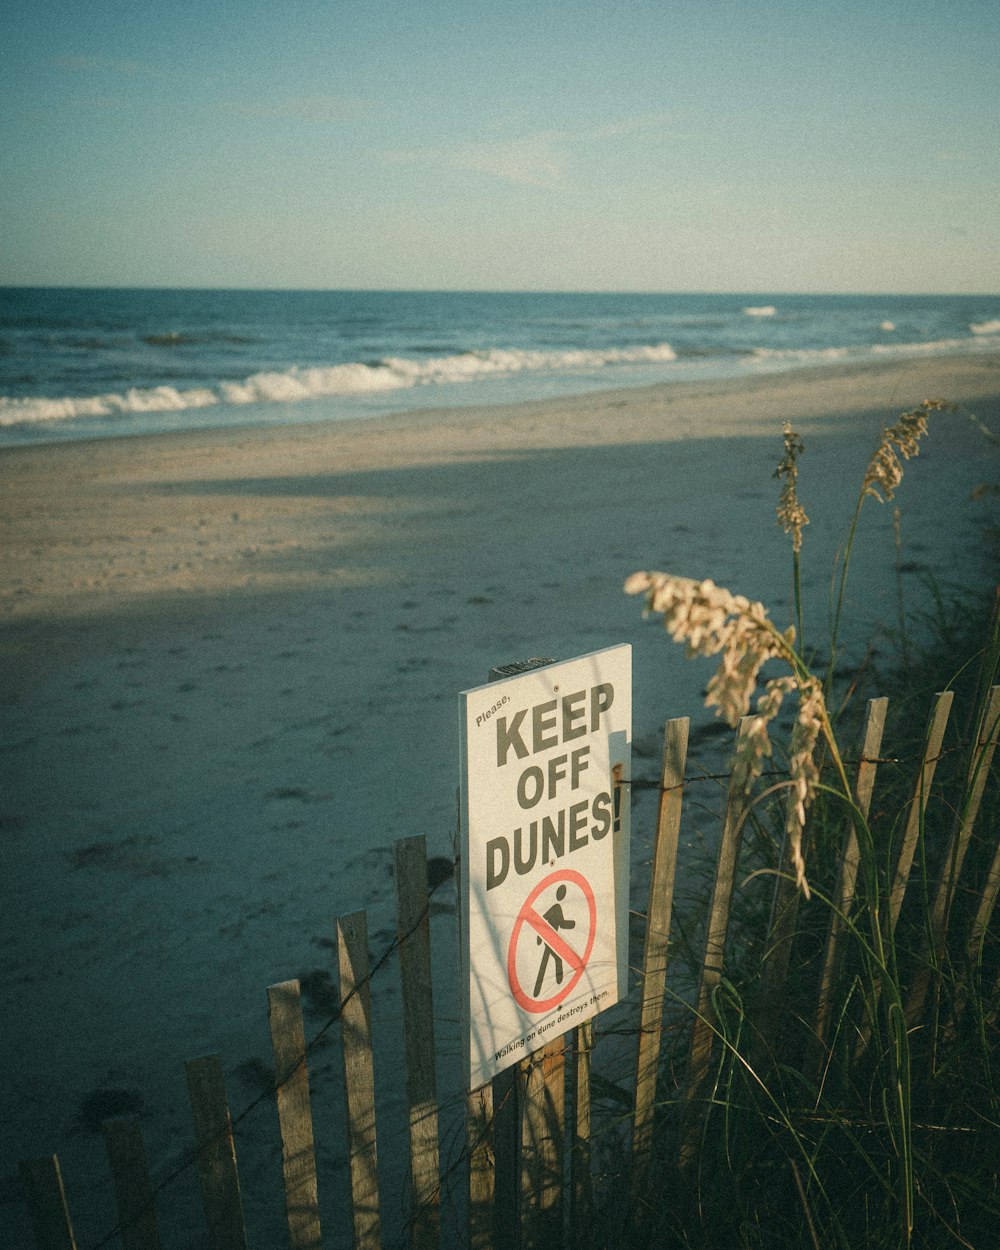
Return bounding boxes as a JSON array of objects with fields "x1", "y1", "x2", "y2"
[
  {"x1": 971, "y1": 319, "x2": 1000, "y2": 335},
  {"x1": 143, "y1": 331, "x2": 256, "y2": 347},
  {"x1": 743, "y1": 305, "x2": 776, "y2": 317},
  {"x1": 750, "y1": 332, "x2": 1000, "y2": 371},
  {"x1": 0, "y1": 342, "x2": 678, "y2": 427},
  {"x1": 751, "y1": 346, "x2": 851, "y2": 363}
]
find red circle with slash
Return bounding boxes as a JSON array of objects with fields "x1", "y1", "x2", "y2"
[{"x1": 507, "y1": 868, "x2": 597, "y2": 1013}]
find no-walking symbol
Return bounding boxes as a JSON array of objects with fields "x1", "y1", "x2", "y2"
[
  {"x1": 507, "y1": 869, "x2": 596, "y2": 1013},
  {"x1": 459, "y1": 645, "x2": 632, "y2": 1090}
]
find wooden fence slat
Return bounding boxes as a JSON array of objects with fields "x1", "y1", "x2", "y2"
[
  {"x1": 103, "y1": 1116, "x2": 162, "y2": 1250},
  {"x1": 185, "y1": 1054, "x2": 248, "y2": 1250},
  {"x1": 268, "y1": 978, "x2": 323, "y2": 1250},
  {"x1": 807, "y1": 697, "x2": 888, "y2": 1078},
  {"x1": 965, "y1": 688, "x2": 1000, "y2": 959},
  {"x1": 852, "y1": 691, "x2": 954, "y2": 1061},
  {"x1": 520, "y1": 1035, "x2": 566, "y2": 1249},
  {"x1": 748, "y1": 781, "x2": 806, "y2": 1079},
  {"x1": 630, "y1": 717, "x2": 688, "y2": 1197},
  {"x1": 909, "y1": 683, "x2": 1000, "y2": 1028},
  {"x1": 679, "y1": 716, "x2": 756, "y2": 1168},
  {"x1": 466, "y1": 1082, "x2": 497, "y2": 1250},
  {"x1": 570, "y1": 1019, "x2": 594, "y2": 1242},
  {"x1": 494, "y1": 1066, "x2": 522, "y2": 1250},
  {"x1": 19, "y1": 1156, "x2": 78, "y2": 1250},
  {"x1": 889, "y1": 690, "x2": 955, "y2": 930},
  {"x1": 338, "y1": 909, "x2": 382, "y2": 1250},
  {"x1": 394, "y1": 835, "x2": 441, "y2": 1250}
]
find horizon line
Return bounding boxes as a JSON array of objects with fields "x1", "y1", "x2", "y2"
[{"x1": 2, "y1": 284, "x2": 999, "y2": 298}]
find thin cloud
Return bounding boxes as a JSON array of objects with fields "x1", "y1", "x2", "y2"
[
  {"x1": 380, "y1": 112, "x2": 673, "y2": 191},
  {"x1": 51, "y1": 54, "x2": 160, "y2": 78},
  {"x1": 221, "y1": 95, "x2": 361, "y2": 123},
  {"x1": 381, "y1": 132, "x2": 566, "y2": 190},
  {"x1": 589, "y1": 111, "x2": 674, "y2": 140},
  {"x1": 452, "y1": 132, "x2": 567, "y2": 189}
]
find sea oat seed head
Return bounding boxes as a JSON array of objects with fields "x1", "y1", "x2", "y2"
[
  {"x1": 774, "y1": 423, "x2": 809, "y2": 552},
  {"x1": 861, "y1": 400, "x2": 941, "y2": 503},
  {"x1": 625, "y1": 569, "x2": 827, "y2": 894}
]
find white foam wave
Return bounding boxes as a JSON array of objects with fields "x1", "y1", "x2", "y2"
[
  {"x1": 743, "y1": 305, "x2": 776, "y2": 317},
  {"x1": 971, "y1": 318, "x2": 1000, "y2": 335},
  {"x1": 880, "y1": 321, "x2": 896, "y2": 332},
  {"x1": 753, "y1": 332, "x2": 1000, "y2": 369},
  {"x1": 0, "y1": 386, "x2": 219, "y2": 426},
  {"x1": 0, "y1": 342, "x2": 678, "y2": 427},
  {"x1": 752, "y1": 346, "x2": 851, "y2": 362}
]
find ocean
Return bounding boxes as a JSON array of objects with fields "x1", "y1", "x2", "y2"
[{"x1": 1, "y1": 288, "x2": 998, "y2": 446}]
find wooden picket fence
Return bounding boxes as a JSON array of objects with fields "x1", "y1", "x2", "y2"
[{"x1": 17, "y1": 674, "x2": 1000, "y2": 1250}]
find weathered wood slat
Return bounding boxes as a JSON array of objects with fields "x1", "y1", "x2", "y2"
[
  {"x1": 467, "y1": 1082, "x2": 497, "y2": 1250},
  {"x1": 19, "y1": 1156, "x2": 78, "y2": 1250},
  {"x1": 631, "y1": 717, "x2": 688, "y2": 1196},
  {"x1": 679, "y1": 716, "x2": 755, "y2": 1168},
  {"x1": 966, "y1": 691, "x2": 1000, "y2": 959},
  {"x1": 338, "y1": 910, "x2": 382, "y2": 1250},
  {"x1": 394, "y1": 835, "x2": 441, "y2": 1250},
  {"x1": 852, "y1": 692, "x2": 955, "y2": 1060},
  {"x1": 889, "y1": 690, "x2": 954, "y2": 930},
  {"x1": 520, "y1": 1035, "x2": 566, "y2": 1249},
  {"x1": 268, "y1": 978, "x2": 323, "y2": 1250},
  {"x1": 103, "y1": 1116, "x2": 162, "y2": 1250},
  {"x1": 570, "y1": 1019, "x2": 594, "y2": 1242},
  {"x1": 185, "y1": 1054, "x2": 248, "y2": 1250},
  {"x1": 748, "y1": 780, "x2": 806, "y2": 1080},
  {"x1": 909, "y1": 683, "x2": 1000, "y2": 1028},
  {"x1": 808, "y1": 697, "x2": 888, "y2": 1077}
]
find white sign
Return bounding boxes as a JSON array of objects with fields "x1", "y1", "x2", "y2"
[{"x1": 459, "y1": 645, "x2": 631, "y2": 1089}]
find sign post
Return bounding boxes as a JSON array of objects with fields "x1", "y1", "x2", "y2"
[{"x1": 459, "y1": 645, "x2": 631, "y2": 1091}]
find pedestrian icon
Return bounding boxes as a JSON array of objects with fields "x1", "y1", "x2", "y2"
[
  {"x1": 533, "y1": 884, "x2": 576, "y2": 998},
  {"x1": 507, "y1": 868, "x2": 597, "y2": 1014}
]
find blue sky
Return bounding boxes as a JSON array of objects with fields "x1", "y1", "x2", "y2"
[{"x1": 2, "y1": 0, "x2": 997, "y2": 291}]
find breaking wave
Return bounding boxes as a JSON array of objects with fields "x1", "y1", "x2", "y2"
[{"x1": 0, "y1": 342, "x2": 679, "y2": 427}]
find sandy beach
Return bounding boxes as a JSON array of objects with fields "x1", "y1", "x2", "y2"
[{"x1": 2, "y1": 354, "x2": 999, "y2": 1248}]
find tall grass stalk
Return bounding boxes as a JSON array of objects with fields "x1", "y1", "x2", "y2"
[
  {"x1": 622, "y1": 401, "x2": 998, "y2": 1248},
  {"x1": 826, "y1": 400, "x2": 948, "y2": 698}
]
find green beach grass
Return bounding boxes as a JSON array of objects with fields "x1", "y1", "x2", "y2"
[{"x1": 608, "y1": 404, "x2": 1000, "y2": 1249}]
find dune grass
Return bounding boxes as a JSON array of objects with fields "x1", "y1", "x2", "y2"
[{"x1": 610, "y1": 403, "x2": 1000, "y2": 1249}]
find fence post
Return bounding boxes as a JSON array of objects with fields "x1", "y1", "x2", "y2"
[
  {"x1": 520, "y1": 1036, "x2": 566, "y2": 1250},
  {"x1": 889, "y1": 690, "x2": 955, "y2": 930},
  {"x1": 807, "y1": 696, "x2": 888, "y2": 1079},
  {"x1": 185, "y1": 1054, "x2": 248, "y2": 1250},
  {"x1": 963, "y1": 686, "x2": 1000, "y2": 964},
  {"x1": 394, "y1": 835, "x2": 441, "y2": 1250},
  {"x1": 630, "y1": 717, "x2": 688, "y2": 1202},
  {"x1": 103, "y1": 1116, "x2": 163, "y2": 1250},
  {"x1": 268, "y1": 978, "x2": 323, "y2": 1250},
  {"x1": 679, "y1": 717, "x2": 755, "y2": 1168},
  {"x1": 337, "y1": 910, "x2": 382, "y2": 1250},
  {"x1": 909, "y1": 683, "x2": 1000, "y2": 1030},
  {"x1": 467, "y1": 1082, "x2": 499, "y2": 1250},
  {"x1": 569, "y1": 1018, "x2": 594, "y2": 1242},
  {"x1": 19, "y1": 1156, "x2": 77, "y2": 1250}
]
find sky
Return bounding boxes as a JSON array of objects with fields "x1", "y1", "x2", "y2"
[{"x1": 2, "y1": 0, "x2": 998, "y2": 293}]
